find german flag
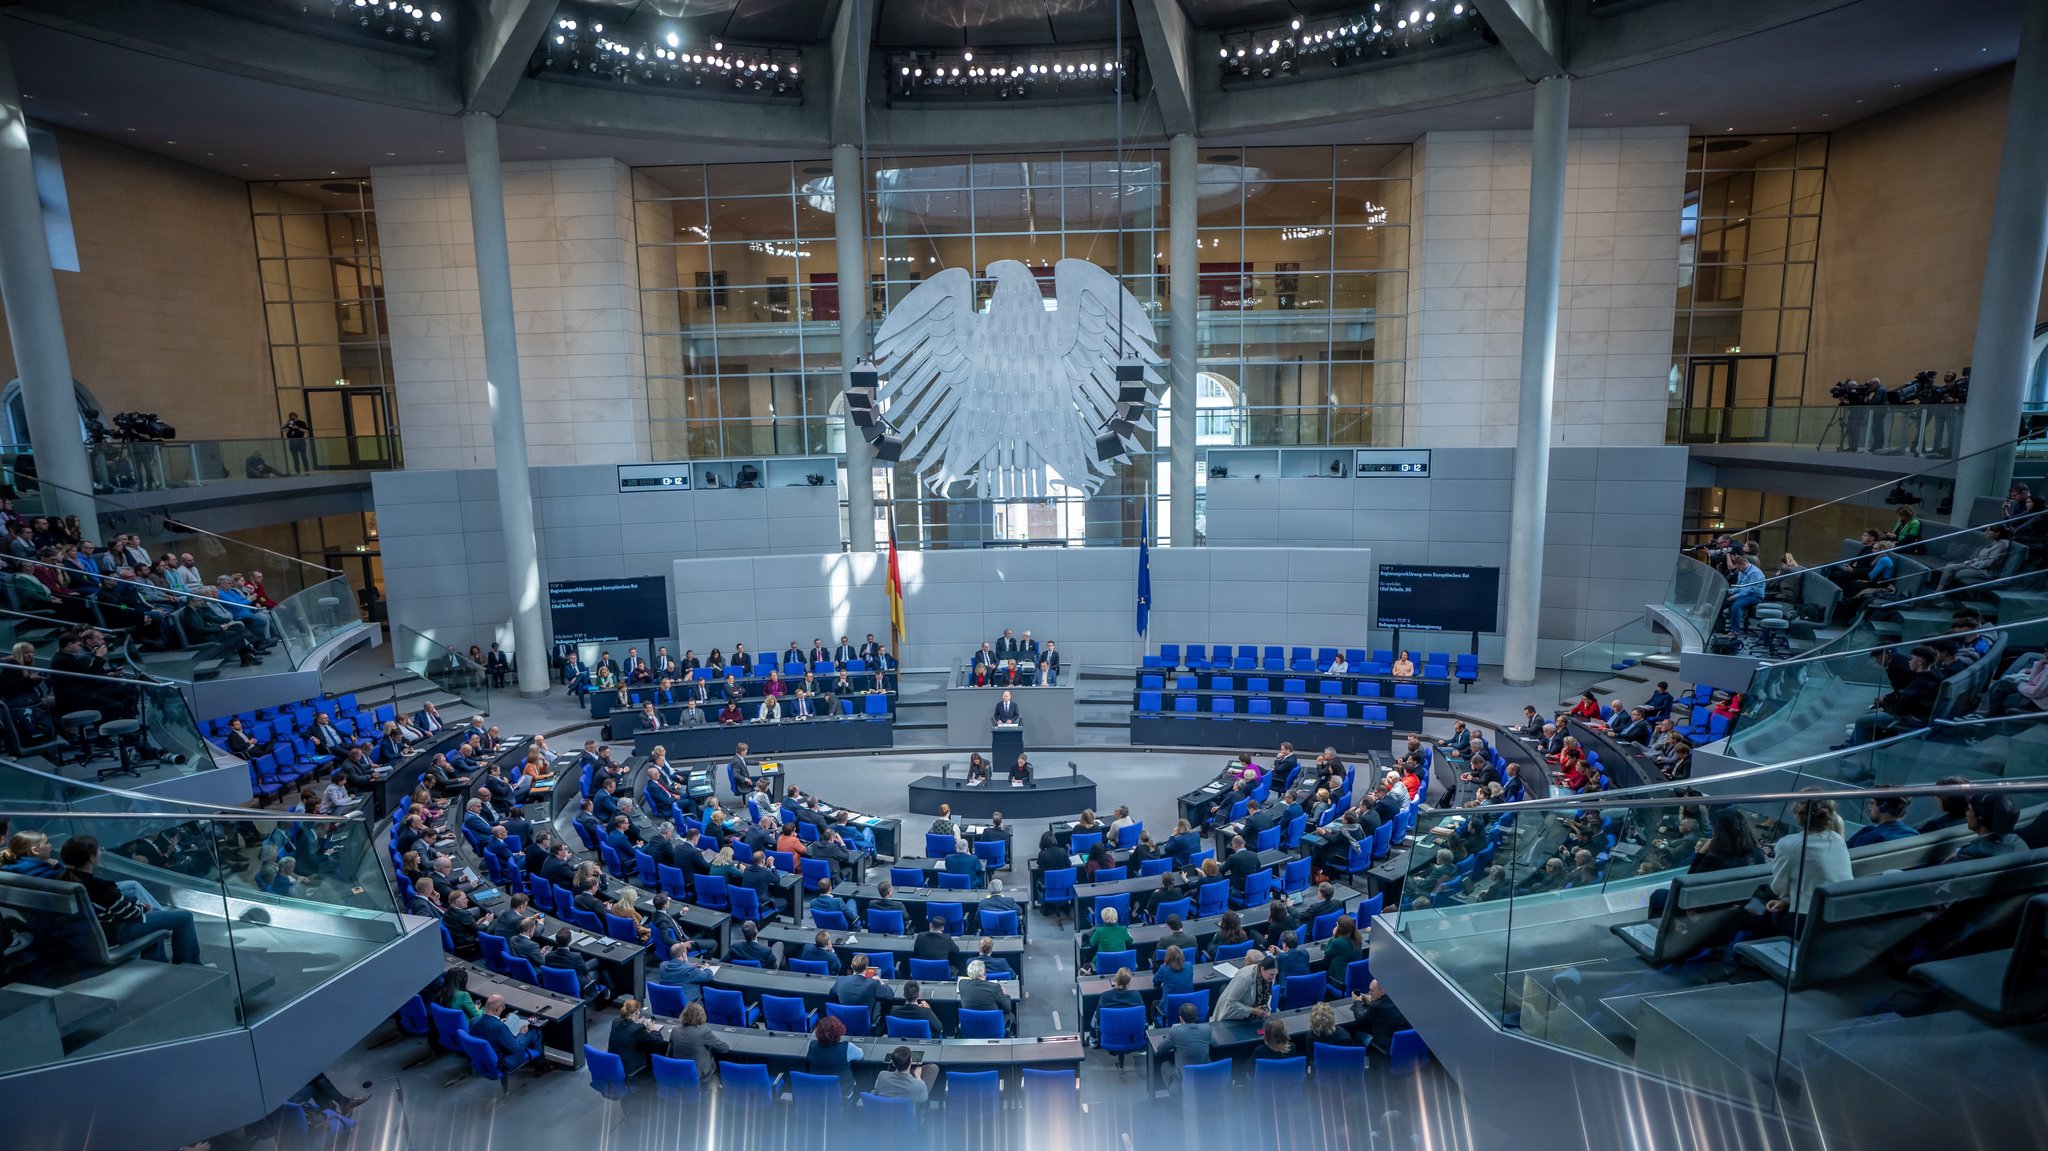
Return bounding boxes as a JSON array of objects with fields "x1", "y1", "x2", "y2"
[{"x1": 885, "y1": 518, "x2": 906, "y2": 655}]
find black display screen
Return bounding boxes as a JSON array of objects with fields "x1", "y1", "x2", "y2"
[
  {"x1": 547, "y1": 577, "x2": 670, "y2": 645},
  {"x1": 1374, "y1": 565, "x2": 1501, "y2": 633}
]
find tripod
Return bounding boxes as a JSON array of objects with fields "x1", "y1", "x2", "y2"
[{"x1": 1819, "y1": 406, "x2": 1851, "y2": 451}]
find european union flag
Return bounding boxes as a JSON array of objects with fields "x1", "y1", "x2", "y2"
[{"x1": 1136, "y1": 506, "x2": 1152, "y2": 638}]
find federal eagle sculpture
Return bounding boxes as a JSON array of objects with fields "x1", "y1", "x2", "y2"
[{"x1": 872, "y1": 258, "x2": 1162, "y2": 499}]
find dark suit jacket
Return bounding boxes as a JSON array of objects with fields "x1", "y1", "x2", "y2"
[
  {"x1": 993, "y1": 700, "x2": 1020, "y2": 723},
  {"x1": 471, "y1": 1013, "x2": 531, "y2": 1064},
  {"x1": 955, "y1": 978, "x2": 1011, "y2": 1030}
]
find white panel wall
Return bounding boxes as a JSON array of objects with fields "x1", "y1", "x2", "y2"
[
  {"x1": 372, "y1": 158, "x2": 652, "y2": 469},
  {"x1": 669, "y1": 547, "x2": 1374, "y2": 671},
  {"x1": 373, "y1": 465, "x2": 841, "y2": 654},
  {"x1": 1203, "y1": 446, "x2": 1687, "y2": 665},
  {"x1": 1402, "y1": 126, "x2": 1687, "y2": 448}
]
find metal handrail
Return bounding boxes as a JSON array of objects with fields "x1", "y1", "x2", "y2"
[
  {"x1": 0, "y1": 755, "x2": 372, "y2": 825},
  {"x1": 1467, "y1": 712, "x2": 2048, "y2": 817},
  {"x1": 1744, "y1": 506, "x2": 2043, "y2": 590}
]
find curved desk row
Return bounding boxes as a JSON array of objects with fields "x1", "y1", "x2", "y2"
[{"x1": 1129, "y1": 713, "x2": 1395, "y2": 756}]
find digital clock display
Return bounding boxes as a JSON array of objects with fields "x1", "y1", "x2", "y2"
[
  {"x1": 617, "y1": 463, "x2": 691, "y2": 492},
  {"x1": 1354, "y1": 450, "x2": 1431, "y2": 477}
]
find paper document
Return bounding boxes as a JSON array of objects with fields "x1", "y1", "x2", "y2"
[{"x1": 1212, "y1": 962, "x2": 1240, "y2": 979}]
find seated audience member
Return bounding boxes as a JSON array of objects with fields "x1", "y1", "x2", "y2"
[
  {"x1": 606, "y1": 997, "x2": 666, "y2": 1078},
  {"x1": 955, "y1": 959, "x2": 1013, "y2": 1034},
  {"x1": 665, "y1": 1001, "x2": 729, "y2": 1080},
  {"x1": 55, "y1": 834, "x2": 203, "y2": 964},
  {"x1": 470, "y1": 994, "x2": 546, "y2": 1076},
  {"x1": 1847, "y1": 792, "x2": 1917, "y2": 847},
  {"x1": 872, "y1": 1045, "x2": 939, "y2": 1102},
  {"x1": 1390, "y1": 650, "x2": 1416, "y2": 678},
  {"x1": 1839, "y1": 645, "x2": 1941, "y2": 748},
  {"x1": 1946, "y1": 793, "x2": 2026, "y2": 861},
  {"x1": 1162, "y1": 1001, "x2": 1211, "y2": 1087},
  {"x1": 805, "y1": 1016, "x2": 863, "y2": 1093},
  {"x1": 1937, "y1": 525, "x2": 2015, "y2": 590},
  {"x1": 1090, "y1": 967, "x2": 1145, "y2": 1042}
]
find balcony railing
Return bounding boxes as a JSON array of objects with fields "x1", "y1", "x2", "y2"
[{"x1": 1668, "y1": 402, "x2": 1965, "y2": 458}]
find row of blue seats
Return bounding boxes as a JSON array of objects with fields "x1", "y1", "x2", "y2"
[
  {"x1": 589, "y1": 657, "x2": 890, "y2": 683},
  {"x1": 1137, "y1": 694, "x2": 1395, "y2": 722},
  {"x1": 1148, "y1": 644, "x2": 1477, "y2": 677},
  {"x1": 1144, "y1": 673, "x2": 1427, "y2": 700}
]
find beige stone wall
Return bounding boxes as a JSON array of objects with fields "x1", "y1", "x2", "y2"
[
  {"x1": 1807, "y1": 66, "x2": 2048, "y2": 399},
  {"x1": 1404, "y1": 126, "x2": 1688, "y2": 448},
  {"x1": 372, "y1": 157, "x2": 653, "y2": 469},
  {"x1": 0, "y1": 128, "x2": 275, "y2": 438}
]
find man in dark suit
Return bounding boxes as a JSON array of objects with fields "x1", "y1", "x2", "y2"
[
  {"x1": 994, "y1": 629, "x2": 1019, "y2": 658},
  {"x1": 471, "y1": 994, "x2": 545, "y2": 1074},
  {"x1": 1297, "y1": 882, "x2": 1344, "y2": 926},
  {"x1": 1040, "y1": 642, "x2": 1061, "y2": 686},
  {"x1": 834, "y1": 636, "x2": 856, "y2": 668},
  {"x1": 461, "y1": 799, "x2": 494, "y2": 842},
  {"x1": 859, "y1": 634, "x2": 881, "y2": 664},
  {"x1": 971, "y1": 642, "x2": 996, "y2": 672},
  {"x1": 592, "y1": 779, "x2": 622, "y2": 824},
  {"x1": 544, "y1": 927, "x2": 605, "y2": 998},
  {"x1": 522, "y1": 831, "x2": 556, "y2": 877},
  {"x1": 730, "y1": 644, "x2": 753, "y2": 674},
  {"x1": 955, "y1": 960, "x2": 1012, "y2": 1034},
  {"x1": 1242, "y1": 799, "x2": 1281, "y2": 844},
  {"x1": 814, "y1": 828, "x2": 861, "y2": 882},
  {"x1": 992, "y1": 691, "x2": 1020, "y2": 725},
  {"x1": 912, "y1": 918, "x2": 962, "y2": 972},
  {"x1": 740, "y1": 851, "x2": 785, "y2": 915},
  {"x1": 1224, "y1": 835, "x2": 1263, "y2": 896},
  {"x1": 979, "y1": 877, "x2": 1021, "y2": 920},
  {"x1": 727, "y1": 746, "x2": 755, "y2": 796},
  {"x1": 809, "y1": 638, "x2": 832, "y2": 669},
  {"x1": 508, "y1": 917, "x2": 548, "y2": 968},
  {"x1": 308, "y1": 712, "x2": 348, "y2": 758},
  {"x1": 1018, "y1": 631, "x2": 1039, "y2": 661},
  {"x1": 727, "y1": 920, "x2": 777, "y2": 966},
  {"x1": 831, "y1": 953, "x2": 899, "y2": 1025},
  {"x1": 795, "y1": 928, "x2": 842, "y2": 974},
  {"x1": 539, "y1": 842, "x2": 579, "y2": 892},
  {"x1": 486, "y1": 644, "x2": 511, "y2": 689},
  {"x1": 888, "y1": 981, "x2": 945, "y2": 1037}
]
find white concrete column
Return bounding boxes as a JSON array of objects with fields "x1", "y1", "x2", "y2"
[
  {"x1": 462, "y1": 111, "x2": 548, "y2": 698},
  {"x1": 0, "y1": 37, "x2": 96, "y2": 527},
  {"x1": 1955, "y1": 0, "x2": 2048, "y2": 514},
  {"x1": 1503, "y1": 75, "x2": 1571, "y2": 687},
  {"x1": 1168, "y1": 133, "x2": 1198, "y2": 548},
  {"x1": 834, "y1": 143, "x2": 876, "y2": 552}
]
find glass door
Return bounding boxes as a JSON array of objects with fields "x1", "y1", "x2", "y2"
[
  {"x1": 300, "y1": 386, "x2": 396, "y2": 468},
  {"x1": 1684, "y1": 355, "x2": 1777, "y2": 443}
]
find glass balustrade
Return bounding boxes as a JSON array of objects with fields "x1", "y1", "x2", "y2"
[
  {"x1": 1668, "y1": 401, "x2": 1967, "y2": 458},
  {"x1": 1556, "y1": 555, "x2": 1728, "y2": 705},
  {"x1": 391, "y1": 621, "x2": 490, "y2": 715},
  {"x1": 1393, "y1": 722, "x2": 2048, "y2": 1143},
  {"x1": 0, "y1": 666, "x2": 216, "y2": 788},
  {"x1": 0, "y1": 761, "x2": 404, "y2": 1072}
]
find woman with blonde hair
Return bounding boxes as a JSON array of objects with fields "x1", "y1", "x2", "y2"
[
  {"x1": 609, "y1": 886, "x2": 650, "y2": 943},
  {"x1": 0, "y1": 830, "x2": 59, "y2": 876}
]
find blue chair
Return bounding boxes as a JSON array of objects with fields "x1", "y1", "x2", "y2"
[
  {"x1": 1281, "y1": 813, "x2": 1308, "y2": 850},
  {"x1": 584, "y1": 1046, "x2": 630, "y2": 1098},
  {"x1": 859, "y1": 1092, "x2": 918, "y2": 1131},
  {"x1": 868, "y1": 907, "x2": 906, "y2": 934},
  {"x1": 1095, "y1": 866, "x2": 1127, "y2": 882},
  {"x1": 703, "y1": 987, "x2": 760, "y2": 1028},
  {"x1": 604, "y1": 913, "x2": 640, "y2": 944},
  {"x1": 1359, "y1": 892, "x2": 1385, "y2": 920},
  {"x1": 890, "y1": 866, "x2": 926, "y2": 889},
  {"x1": 770, "y1": 850, "x2": 796, "y2": 873},
  {"x1": 789, "y1": 1070, "x2": 844, "y2": 1109},
  {"x1": 1022, "y1": 1067, "x2": 1077, "y2": 1108},
  {"x1": 427, "y1": 1002, "x2": 470, "y2": 1053},
  {"x1": 1137, "y1": 690, "x2": 1163, "y2": 711},
  {"x1": 1254, "y1": 825, "x2": 1282, "y2": 853},
  {"x1": 1139, "y1": 857, "x2": 1174, "y2": 877},
  {"x1": 1069, "y1": 831, "x2": 1102, "y2": 856},
  {"x1": 1093, "y1": 948, "x2": 1138, "y2": 975},
  {"x1": 397, "y1": 994, "x2": 431, "y2": 1041},
  {"x1": 1175, "y1": 673, "x2": 1198, "y2": 692},
  {"x1": 1161, "y1": 989, "x2": 1209, "y2": 1025},
  {"x1": 1314, "y1": 1042, "x2": 1367, "y2": 1078},
  {"x1": 1213, "y1": 939, "x2": 1254, "y2": 962},
  {"x1": 728, "y1": 885, "x2": 767, "y2": 925},
  {"x1": 1454, "y1": 653, "x2": 1478, "y2": 689},
  {"x1": 979, "y1": 907, "x2": 1019, "y2": 936},
  {"x1": 1182, "y1": 644, "x2": 1206, "y2": 670},
  {"x1": 1344, "y1": 958, "x2": 1374, "y2": 996},
  {"x1": 539, "y1": 965, "x2": 585, "y2": 999},
  {"x1": 861, "y1": 952, "x2": 896, "y2": 979},
  {"x1": 928, "y1": 901, "x2": 966, "y2": 934},
  {"x1": 1285, "y1": 699, "x2": 1310, "y2": 718},
  {"x1": 719, "y1": 1061, "x2": 779, "y2": 1103},
  {"x1": 1233, "y1": 870, "x2": 1275, "y2": 909},
  {"x1": 886, "y1": 1015, "x2": 934, "y2": 1039},
  {"x1": 1394, "y1": 682, "x2": 1419, "y2": 700},
  {"x1": 787, "y1": 958, "x2": 830, "y2": 975},
  {"x1": 1098, "y1": 1004, "x2": 1149, "y2": 1066},
  {"x1": 946, "y1": 1069, "x2": 1000, "y2": 1114},
  {"x1": 1254, "y1": 1055, "x2": 1307, "y2": 1090},
  {"x1": 864, "y1": 693, "x2": 889, "y2": 717},
  {"x1": 477, "y1": 932, "x2": 510, "y2": 973},
  {"x1": 600, "y1": 842, "x2": 625, "y2": 877},
  {"x1": 1040, "y1": 868, "x2": 1077, "y2": 917},
  {"x1": 1358, "y1": 680, "x2": 1381, "y2": 697},
  {"x1": 958, "y1": 1009, "x2": 1007, "y2": 1038},
  {"x1": 1361, "y1": 704, "x2": 1388, "y2": 722},
  {"x1": 1322, "y1": 702, "x2": 1348, "y2": 720},
  {"x1": 761, "y1": 994, "x2": 817, "y2": 1033},
  {"x1": 925, "y1": 832, "x2": 956, "y2": 858},
  {"x1": 1089, "y1": 892, "x2": 1130, "y2": 927},
  {"x1": 503, "y1": 956, "x2": 541, "y2": 985},
  {"x1": 825, "y1": 1001, "x2": 872, "y2": 1037},
  {"x1": 634, "y1": 850, "x2": 660, "y2": 887},
  {"x1": 1151, "y1": 897, "x2": 1192, "y2": 923},
  {"x1": 1388, "y1": 1029, "x2": 1430, "y2": 1074},
  {"x1": 1181, "y1": 1058, "x2": 1233, "y2": 1099},
  {"x1": 974, "y1": 839, "x2": 1008, "y2": 871},
  {"x1": 646, "y1": 981, "x2": 688, "y2": 1020},
  {"x1": 1174, "y1": 695, "x2": 1198, "y2": 713},
  {"x1": 813, "y1": 908, "x2": 852, "y2": 931},
  {"x1": 1279, "y1": 972, "x2": 1325, "y2": 1011},
  {"x1": 693, "y1": 874, "x2": 728, "y2": 910},
  {"x1": 567, "y1": 907, "x2": 605, "y2": 934},
  {"x1": 1212, "y1": 695, "x2": 1237, "y2": 714},
  {"x1": 909, "y1": 957, "x2": 953, "y2": 982},
  {"x1": 649, "y1": 1053, "x2": 701, "y2": 1095},
  {"x1": 1248, "y1": 698, "x2": 1273, "y2": 718},
  {"x1": 1311, "y1": 909, "x2": 1343, "y2": 941},
  {"x1": 1319, "y1": 679, "x2": 1342, "y2": 696},
  {"x1": 457, "y1": 1031, "x2": 514, "y2": 1090},
  {"x1": 936, "y1": 871, "x2": 972, "y2": 890},
  {"x1": 1281, "y1": 856, "x2": 1312, "y2": 894},
  {"x1": 1115, "y1": 822, "x2": 1144, "y2": 849},
  {"x1": 1196, "y1": 880, "x2": 1228, "y2": 919}
]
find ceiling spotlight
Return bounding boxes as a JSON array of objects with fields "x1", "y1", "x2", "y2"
[
  {"x1": 963, "y1": 50, "x2": 973, "y2": 61},
  {"x1": 666, "y1": 30, "x2": 680, "y2": 47}
]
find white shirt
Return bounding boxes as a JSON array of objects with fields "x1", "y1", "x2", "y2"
[{"x1": 1769, "y1": 829, "x2": 1852, "y2": 915}]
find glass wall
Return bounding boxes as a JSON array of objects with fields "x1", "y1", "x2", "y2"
[
  {"x1": 1670, "y1": 134, "x2": 1827, "y2": 440},
  {"x1": 631, "y1": 145, "x2": 1410, "y2": 547},
  {"x1": 248, "y1": 180, "x2": 401, "y2": 470}
]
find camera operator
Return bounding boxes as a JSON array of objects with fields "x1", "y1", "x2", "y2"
[{"x1": 1829, "y1": 378, "x2": 1869, "y2": 450}]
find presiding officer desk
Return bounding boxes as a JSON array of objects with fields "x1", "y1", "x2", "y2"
[
  {"x1": 647, "y1": 1018, "x2": 1083, "y2": 1089},
  {"x1": 755, "y1": 922, "x2": 1027, "y2": 973},
  {"x1": 700, "y1": 963, "x2": 1021, "y2": 1031},
  {"x1": 612, "y1": 708, "x2": 895, "y2": 758},
  {"x1": 447, "y1": 956, "x2": 588, "y2": 1069}
]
